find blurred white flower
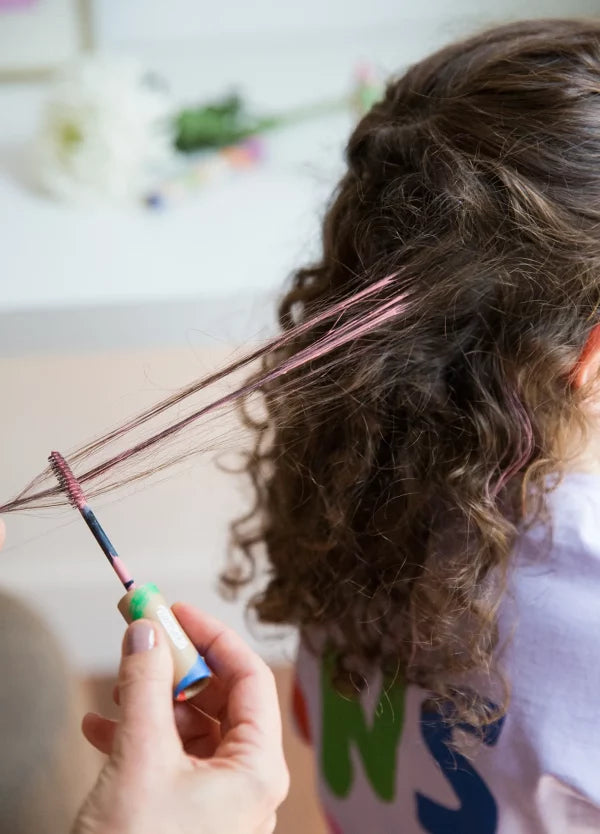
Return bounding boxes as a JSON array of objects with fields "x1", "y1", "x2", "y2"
[{"x1": 34, "y1": 57, "x2": 174, "y2": 204}]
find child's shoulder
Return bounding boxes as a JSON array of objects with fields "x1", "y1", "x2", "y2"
[
  {"x1": 507, "y1": 471, "x2": 600, "y2": 664},
  {"x1": 517, "y1": 472, "x2": 600, "y2": 576},
  {"x1": 546, "y1": 471, "x2": 600, "y2": 516}
]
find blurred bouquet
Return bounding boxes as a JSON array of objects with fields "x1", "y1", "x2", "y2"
[
  {"x1": 33, "y1": 57, "x2": 383, "y2": 207},
  {"x1": 34, "y1": 57, "x2": 173, "y2": 204}
]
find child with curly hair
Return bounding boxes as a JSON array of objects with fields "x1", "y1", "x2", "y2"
[{"x1": 229, "y1": 18, "x2": 600, "y2": 834}]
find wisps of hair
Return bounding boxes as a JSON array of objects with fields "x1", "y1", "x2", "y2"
[{"x1": 0, "y1": 272, "x2": 410, "y2": 513}]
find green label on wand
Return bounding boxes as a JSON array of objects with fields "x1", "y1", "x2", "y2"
[{"x1": 128, "y1": 583, "x2": 161, "y2": 621}]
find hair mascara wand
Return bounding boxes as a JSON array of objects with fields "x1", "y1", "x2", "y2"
[
  {"x1": 49, "y1": 451, "x2": 136, "y2": 591},
  {"x1": 49, "y1": 451, "x2": 211, "y2": 701}
]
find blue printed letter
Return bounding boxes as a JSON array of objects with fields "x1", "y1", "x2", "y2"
[{"x1": 416, "y1": 701, "x2": 504, "y2": 834}]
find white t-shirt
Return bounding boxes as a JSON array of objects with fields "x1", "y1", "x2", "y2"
[{"x1": 293, "y1": 472, "x2": 600, "y2": 833}]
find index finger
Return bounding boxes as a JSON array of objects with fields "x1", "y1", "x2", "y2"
[{"x1": 171, "y1": 603, "x2": 282, "y2": 750}]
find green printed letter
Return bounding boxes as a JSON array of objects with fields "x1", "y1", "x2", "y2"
[{"x1": 321, "y1": 652, "x2": 406, "y2": 801}]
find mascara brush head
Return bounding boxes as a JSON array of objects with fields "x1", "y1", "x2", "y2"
[
  {"x1": 49, "y1": 450, "x2": 136, "y2": 590},
  {"x1": 49, "y1": 451, "x2": 86, "y2": 510}
]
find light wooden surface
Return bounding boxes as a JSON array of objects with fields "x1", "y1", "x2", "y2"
[
  {"x1": 273, "y1": 666, "x2": 328, "y2": 834},
  {"x1": 0, "y1": 344, "x2": 298, "y2": 673}
]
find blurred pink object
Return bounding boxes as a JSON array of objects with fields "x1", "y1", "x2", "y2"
[{"x1": 0, "y1": 0, "x2": 39, "y2": 8}]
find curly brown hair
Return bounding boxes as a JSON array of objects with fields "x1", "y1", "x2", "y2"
[{"x1": 228, "y1": 18, "x2": 600, "y2": 726}]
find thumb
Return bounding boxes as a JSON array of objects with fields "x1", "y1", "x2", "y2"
[{"x1": 112, "y1": 619, "x2": 180, "y2": 764}]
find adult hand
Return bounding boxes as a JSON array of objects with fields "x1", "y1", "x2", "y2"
[{"x1": 74, "y1": 603, "x2": 289, "y2": 834}]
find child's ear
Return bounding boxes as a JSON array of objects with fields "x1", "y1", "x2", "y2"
[{"x1": 572, "y1": 323, "x2": 600, "y2": 389}]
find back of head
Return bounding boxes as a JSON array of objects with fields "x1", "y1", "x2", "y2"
[{"x1": 231, "y1": 19, "x2": 600, "y2": 723}]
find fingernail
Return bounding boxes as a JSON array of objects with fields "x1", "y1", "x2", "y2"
[{"x1": 125, "y1": 620, "x2": 156, "y2": 655}]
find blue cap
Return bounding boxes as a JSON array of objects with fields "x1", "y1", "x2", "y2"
[{"x1": 173, "y1": 653, "x2": 212, "y2": 700}]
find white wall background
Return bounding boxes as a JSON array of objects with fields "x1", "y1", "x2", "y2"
[
  {"x1": 1, "y1": 0, "x2": 599, "y2": 673},
  {"x1": 90, "y1": 0, "x2": 600, "y2": 46}
]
